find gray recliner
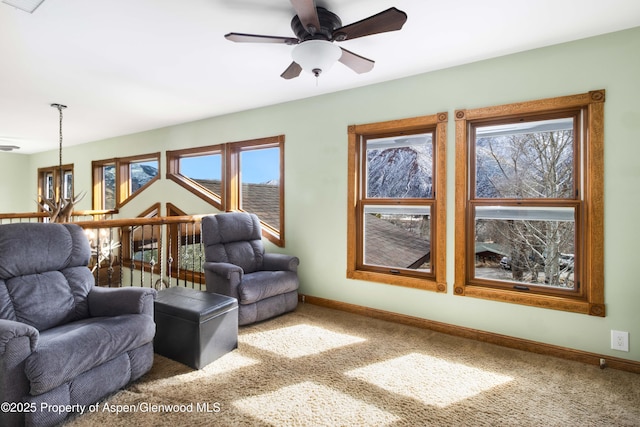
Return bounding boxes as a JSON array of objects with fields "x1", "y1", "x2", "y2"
[
  {"x1": 0, "y1": 222, "x2": 156, "y2": 427},
  {"x1": 202, "y1": 212, "x2": 299, "y2": 325}
]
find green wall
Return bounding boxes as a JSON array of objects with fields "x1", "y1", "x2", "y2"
[
  {"x1": 4, "y1": 26, "x2": 640, "y2": 362},
  {"x1": 0, "y1": 152, "x2": 31, "y2": 212}
]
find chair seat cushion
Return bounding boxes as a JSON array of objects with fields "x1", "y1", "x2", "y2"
[
  {"x1": 238, "y1": 271, "x2": 298, "y2": 305},
  {"x1": 25, "y1": 314, "x2": 156, "y2": 396}
]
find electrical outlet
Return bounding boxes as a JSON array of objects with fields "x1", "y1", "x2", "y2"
[{"x1": 611, "y1": 330, "x2": 629, "y2": 352}]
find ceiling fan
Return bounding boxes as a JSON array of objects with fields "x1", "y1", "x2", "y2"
[{"x1": 225, "y1": 0, "x2": 408, "y2": 79}]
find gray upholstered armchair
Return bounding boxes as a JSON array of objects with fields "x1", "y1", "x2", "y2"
[
  {"x1": 202, "y1": 212, "x2": 299, "y2": 325},
  {"x1": 0, "y1": 223, "x2": 156, "y2": 427}
]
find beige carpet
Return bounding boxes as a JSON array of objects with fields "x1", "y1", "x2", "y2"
[{"x1": 65, "y1": 303, "x2": 640, "y2": 426}]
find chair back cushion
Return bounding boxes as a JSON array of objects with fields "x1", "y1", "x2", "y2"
[
  {"x1": 202, "y1": 213, "x2": 264, "y2": 273},
  {"x1": 0, "y1": 223, "x2": 93, "y2": 331}
]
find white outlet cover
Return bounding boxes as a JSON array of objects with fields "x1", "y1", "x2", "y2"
[{"x1": 611, "y1": 330, "x2": 629, "y2": 352}]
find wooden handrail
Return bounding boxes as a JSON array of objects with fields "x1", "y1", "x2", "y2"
[
  {"x1": 0, "y1": 212, "x2": 48, "y2": 219},
  {"x1": 0, "y1": 209, "x2": 118, "y2": 220},
  {"x1": 72, "y1": 209, "x2": 119, "y2": 216},
  {"x1": 73, "y1": 214, "x2": 208, "y2": 229}
]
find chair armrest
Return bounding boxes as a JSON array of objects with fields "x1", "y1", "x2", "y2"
[
  {"x1": 0, "y1": 319, "x2": 38, "y2": 355},
  {"x1": 88, "y1": 286, "x2": 157, "y2": 317},
  {"x1": 0, "y1": 319, "x2": 38, "y2": 416},
  {"x1": 203, "y1": 262, "x2": 243, "y2": 299},
  {"x1": 263, "y1": 253, "x2": 299, "y2": 272},
  {"x1": 203, "y1": 262, "x2": 243, "y2": 279}
]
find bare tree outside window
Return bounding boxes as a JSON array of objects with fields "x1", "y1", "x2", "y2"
[{"x1": 472, "y1": 117, "x2": 577, "y2": 289}]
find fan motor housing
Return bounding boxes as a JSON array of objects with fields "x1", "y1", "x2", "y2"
[{"x1": 291, "y1": 7, "x2": 342, "y2": 41}]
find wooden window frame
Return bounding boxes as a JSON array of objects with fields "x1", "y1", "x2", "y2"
[
  {"x1": 227, "y1": 135, "x2": 285, "y2": 246},
  {"x1": 347, "y1": 113, "x2": 448, "y2": 292},
  {"x1": 38, "y1": 163, "x2": 74, "y2": 205},
  {"x1": 92, "y1": 153, "x2": 160, "y2": 210},
  {"x1": 454, "y1": 90, "x2": 605, "y2": 316},
  {"x1": 166, "y1": 145, "x2": 225, "y2": 211},
  {"x1": 91, "y1": 159, "x2": 116, "y2": 211},
  {"x1": 167, "y1": 135, "x2": 285, "y2": 247}
]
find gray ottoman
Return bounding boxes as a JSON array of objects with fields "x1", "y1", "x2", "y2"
[{"x1": 154, "y1": 286, "x2": 238, "y2": 369}]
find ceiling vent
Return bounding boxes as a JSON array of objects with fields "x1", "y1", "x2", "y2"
[{"x1": 2, "y1": 0, "x2": 46, "y2": 13}]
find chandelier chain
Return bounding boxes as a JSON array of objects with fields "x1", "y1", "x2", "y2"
[
  {"x1": 50, "y1": 103, "x2": 67, "y2": 201},
  {"x1": 58, "y1": 104, "x2": 63, "y2": 175}
]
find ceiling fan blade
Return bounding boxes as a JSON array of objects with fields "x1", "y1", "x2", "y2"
[
  {"x1": 280, "y1": 62, "x2": 303, "y2": 79},
  {"x1": 339, "y1": 48, "x2": 374, "y2": 74},
  {"x1": 225, "y1": 32, "x2": 299, "y2": 45},
  {"x1": 332, "y1": 7, "x2": 407, "y2": 41},
  {"x1": 290, "y1": 0, "x2": 321, "y2": 33}
]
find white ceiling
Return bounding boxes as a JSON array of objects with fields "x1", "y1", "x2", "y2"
[{"x1": 2, "y1": 0, "x2": 639, "y2": 154}]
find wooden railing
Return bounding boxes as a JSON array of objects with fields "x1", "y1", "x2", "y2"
[
  {"x1": 0, "y1": 209, "x2": 117, "y2": 223},
  {"x1": 0, "y1": 211, "x2": 208, "y2": 290}
]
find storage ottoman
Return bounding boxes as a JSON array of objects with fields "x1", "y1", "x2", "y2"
[{"x1": 154, "y1": 286, "x2": 238, "y2": 369}]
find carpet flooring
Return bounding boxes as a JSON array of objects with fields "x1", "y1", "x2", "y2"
[{"x1": 65, "y1": 303, "x2": 640, "y2": 426}]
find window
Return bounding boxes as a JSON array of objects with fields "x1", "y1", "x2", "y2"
[
  {"x1": 167, "y1": 135, "x2": 285, "y2": 246},
  {"x1": 38, "y1": 163, "x2": 74, "y2": 209},
  {"x1": 92, "y1": 160, "x2": 116, "y2": 210},
  {"x1": 166, "y1": 145, "x2": 224, "y2": 210},
  {"x1": 227, "y1": 137, "x2": 283, "y2": 244},
  {"x1": 92, "y1": 153, "x2": 160, "y2": 210},
  {"x1": 166, "y1": 203, "x2": 204, "y2": 283},
  {"x1": 454, "y1": 90, "x2": 605, "y2": 316},
  {"x1": 347, "y1": 113, "x2": 448, "y2": 292}
]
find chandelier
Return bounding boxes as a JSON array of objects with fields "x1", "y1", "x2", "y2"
[{"x1": 37, "y1": 103, "x2": 85, "y2": 222}]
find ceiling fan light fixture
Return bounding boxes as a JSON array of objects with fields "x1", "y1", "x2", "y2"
[
  {"x1": 2, "y1": 0, "x2": 45, "y2": 13},
  {"x1": 291, "y1": 40, "x2": 341, "y2": 77},
  {"x1": 0, "y1": 145, "x2": 20, "y2": 152}
]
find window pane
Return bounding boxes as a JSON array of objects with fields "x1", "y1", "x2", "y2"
[
  {"x1": 130, "y1": 160, "x2": 158, "y2": 193},
  {"x1": 63, "y1": 171, "x2": 73, "y2": 199},
  {"x1": 475, "y1": 118, "x2": 574, "y2": 199},
  {"x1": 180, "y1": 154, "x2": 222, "y2": 196},
  {"x1": 363, "y1": 205, "x2": 431, "y2": 272},
  {"x1": 366, "y1": 133, "x2": 433, "y2": 199},
  {"x1": 45, "y1": 173, "x2": 54, "y2": 200},
  {"x1": 103, "y1": 164, "x2": 116, "y2": 210},
  {"x1": 177, "y1": 243, "x2": 203, "y2": 273},
  {"x1": 239, "y1": 147, "x2": 280, "y2": 229},
  {"x1": 474, "y1": 206, "x2": 576, "y2": 289}
]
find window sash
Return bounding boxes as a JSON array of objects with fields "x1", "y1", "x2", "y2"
[
  {"x1": 361, "y1": 204, "x2": 432, "y2": 274},
  {"x1": 470, "y1": 204, "x2": 578, "y2": 294},
  {"x1": 471, "y1": 113, "x2": 579, "y2": 200},
  {"x1": 364, "y1": 131, "x2": 435, "y2": 200}
]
